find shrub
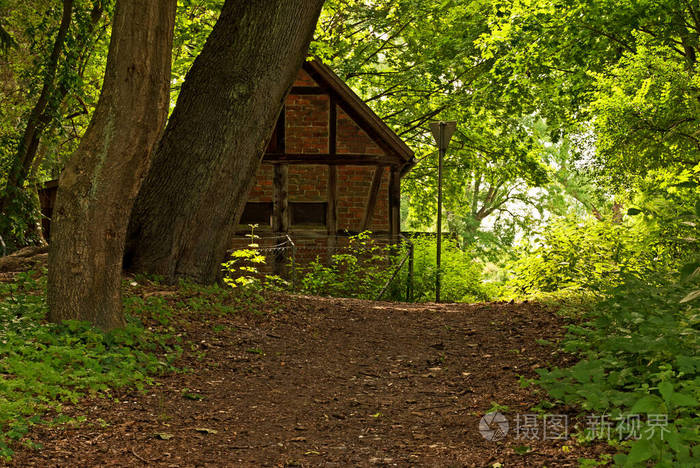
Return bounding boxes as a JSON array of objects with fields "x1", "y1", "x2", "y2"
[
  {"x1": 294, "y1": 233, "x2": 493, "y2": 302},
  {"x1": 296, "y1": 232, "x2": 396, "y2": 300},
  {"x1": 525, "y1": 197, "x2": 700, "y2": 465},
  {"x1": 503, "y1": 216, "x2": 664, "y2": 297},
  {"x1": 535, "y1": 274, "x2": 699, "y2": 465},
  {"x1": 393, "y1": 235, "x2": 493, "y2": 303}
]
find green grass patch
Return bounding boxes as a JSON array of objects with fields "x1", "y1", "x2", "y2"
[{"x1": 0, "y1": 271, "x2": 182, "y2": 459}]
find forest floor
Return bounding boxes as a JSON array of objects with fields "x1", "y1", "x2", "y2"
[{"x1": 7, "y1": 286, "x2": 612, "y2": 467}]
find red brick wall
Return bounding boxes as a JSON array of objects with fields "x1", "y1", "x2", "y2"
[
  {"x1": 336, "y1": 108, "x2": 384, "y2": 155},
  {"x1": 293, "y1": 69, "x2": 317, "y2": 87},
  {"x1": 243, "y1": 68, "x2": 395, "y2": 235},
  {"x1": 285, "y1": 94, "x2": 329, "y2": 154},
  {"x1": 245, "y1": 164, "x2": 389, "y2": 233},
  {"x1": 289, "y1": 165, "x2": 328, "y2": 201},
  {"x1": 246, "y1": 164, "x2": 274, "y2": 202},
  {"x1": 337, "y1": 166, "x2": 389, "y2": 232}
]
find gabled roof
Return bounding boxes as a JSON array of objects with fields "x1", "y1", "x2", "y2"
[{"x1": 303, "y1": 59, "x2": 414, "y2": 165}]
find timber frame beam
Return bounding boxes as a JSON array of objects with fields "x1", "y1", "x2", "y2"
[
  {"x1": 263, "y1": 153, "x2": 393, "y2": 165},
  {"x1": 360, "y1": 166, "x2": 385, "y2": 232}
]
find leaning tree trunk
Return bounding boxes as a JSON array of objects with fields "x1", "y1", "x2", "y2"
[
  {"x1": 48, "y1": 0, "x2": 176, "y2": 330},
  {"x1": 124, "y1": 0, "x2": 325, "y2": 284}
]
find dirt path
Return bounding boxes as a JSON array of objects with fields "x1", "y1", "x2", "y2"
[{"x1": 9, "y1": 295, "x2": 608, "y2": 467}]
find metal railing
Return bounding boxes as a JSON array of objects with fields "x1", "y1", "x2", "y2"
[{"x1": 375, "y1": 234, "x2": 413, "y2": 301}]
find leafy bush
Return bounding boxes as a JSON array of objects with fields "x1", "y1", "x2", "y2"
[
  {"x1": 535, "y1": 275, "x2": 699, "y2": 466},
  {"x1": 296, "y1": 232, "x2": 396, "y2": 300},
  {"x1": 294, "y1": 233, "x2": 493, "y2": 302},
  {"x1": 510, "y1": 187, "x2": 699, "y2": 464},
  {"x1": 0, "y1": 272, "x2": 179, "y2": 459},
  {"x1": 393, "y1": 235, "x2": 493, "y2": 302},
  {"x1": 503, "y1": 216, "x2": 664, "y2": 297}
]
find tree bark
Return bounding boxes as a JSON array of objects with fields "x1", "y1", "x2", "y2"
[
  {"x1": 124, "y1": 0, "x2": 325, "y2": 284},
  {"x1": 47, "y1": 0, "x2": 176, "y2": 330}
]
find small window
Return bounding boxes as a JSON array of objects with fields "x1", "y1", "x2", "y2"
[
  {"x1": 290, "y1": 202, "x2": 327, "y2": 226},
  {"x1": 240, "y1": 202, "x2": 273, "y2": 225}
]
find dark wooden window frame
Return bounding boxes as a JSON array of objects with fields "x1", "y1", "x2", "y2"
[{"x1": 290, "y1": 201, "x2": 327, "y2": 227}]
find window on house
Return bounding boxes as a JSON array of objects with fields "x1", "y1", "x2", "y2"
[
  {"x1": 240, "y1": 202, "x2": 273, "y2": 226},
  {"x1": 239, "y1": 201, "x2": 327, "y2": 227},
  {"x1": 290, "y1": 202, "x2": 327, "y2": 226}
]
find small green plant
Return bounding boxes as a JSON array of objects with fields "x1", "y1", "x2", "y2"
[
  {"x1": 181, "y1": 388, "x2": 206, "y2": 401},
  {"x1": 296, "y1": 231, "x2": 396, "y2": 299},
  {"x1": 486, "y1": 402, "x2": 510, "y2": 413},
  {"x1": 0, "y1": 272, "x2": 180, "y2": 459},
  {"x1": 221, "y1": 224, "x2": 286, "y2": 294}
]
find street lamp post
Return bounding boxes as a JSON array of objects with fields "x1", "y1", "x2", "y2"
[{"x1": 429, "y1": 121, "x2": 456, "y2": 303}]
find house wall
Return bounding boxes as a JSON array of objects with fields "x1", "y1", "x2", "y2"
[
  {"x1": 244, "y1": 163, "x2": 390, "y2": 233},
  {"x1": 244, "y1": 68, "x2": 393, "y2": 235},
  {"x1": 281, "y1": 71, "x2": 385, "y2": 156},
  {"x1": 231, "y1": 66, "x2": 407, "y2": 275},
  {"x1": 285, "y1": 94, "x2": 329, "y2": 154}
]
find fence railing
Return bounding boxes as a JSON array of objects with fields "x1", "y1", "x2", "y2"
[{"x1": 376, "y1": 234, "x2": 413, "y2": 301}]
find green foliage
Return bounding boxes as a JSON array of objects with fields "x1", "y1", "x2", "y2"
[
  {"x1": 396, "y1": 236, "x2": 493, "y2": 302},
  {"x1": 221, "y1": 224, "x2": 286, "y2": 297},
  {"x1": 507, "y1": 179, "x2": 699, "y2": 463},
  {"x1": 171, "y1": 0, "x2": 223, "y2": 109},
  {"x1": 478, "y1": 0, "x2": 699, "y2": 187},
  {"x1": 504, "y1": 216, "x2": 663, "y2": 297},
  {"x1": 0, "y1": 272, "x2": 179, "y2": 459},
  {"x1": 296, "y1": 232, "x2": 396, "y2": 300},
  {"x1": 295, "y1": 233, "x2": 493, "y2": 303},
  {"x1": 535, "y1": 275, "x2": 700, "y2": 466},
  {"x1": 590, "y1": 37, "x2": 700, "y2": 185}
]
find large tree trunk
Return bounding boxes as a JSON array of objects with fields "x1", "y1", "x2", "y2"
[
  {"x1": 124, "y1": 0, "x2": 324, "y2": 284},
  {"x1": 48, "y1": 0, "x2": 176, "y2": 330}
]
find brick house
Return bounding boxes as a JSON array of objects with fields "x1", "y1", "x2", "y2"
[
  {"x1": 233, "y1": 59, "x2": 414, "y2": 264},
  {"x1": 39, "y1": 60, "x2": 414, "y2": 268}
]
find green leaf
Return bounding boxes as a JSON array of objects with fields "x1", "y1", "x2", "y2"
[
  {"x1": 665, "y1": 429, "x2": 682, "y2": 453},
  {"x1": 669, "y1": 392, "x2": 698, "y2": 407},
  {"x1": 514, "y1": 445, "x2": 532, "y2": 455},
  {"x1": 658, "y1": 381, "x2": 673, "y2": 404},
  {"x1": 182, "y1": 391, "x2": 205, "y2": 401},
  {"x1": 630, "y1": 395, "x2": 663, "y2": 414},
  {"x1": 625, "y1": 439, "x2": 653, "y2": 465},
  {"x1": 627, "y1": 208, "x2": 643, "y2": 216}
]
